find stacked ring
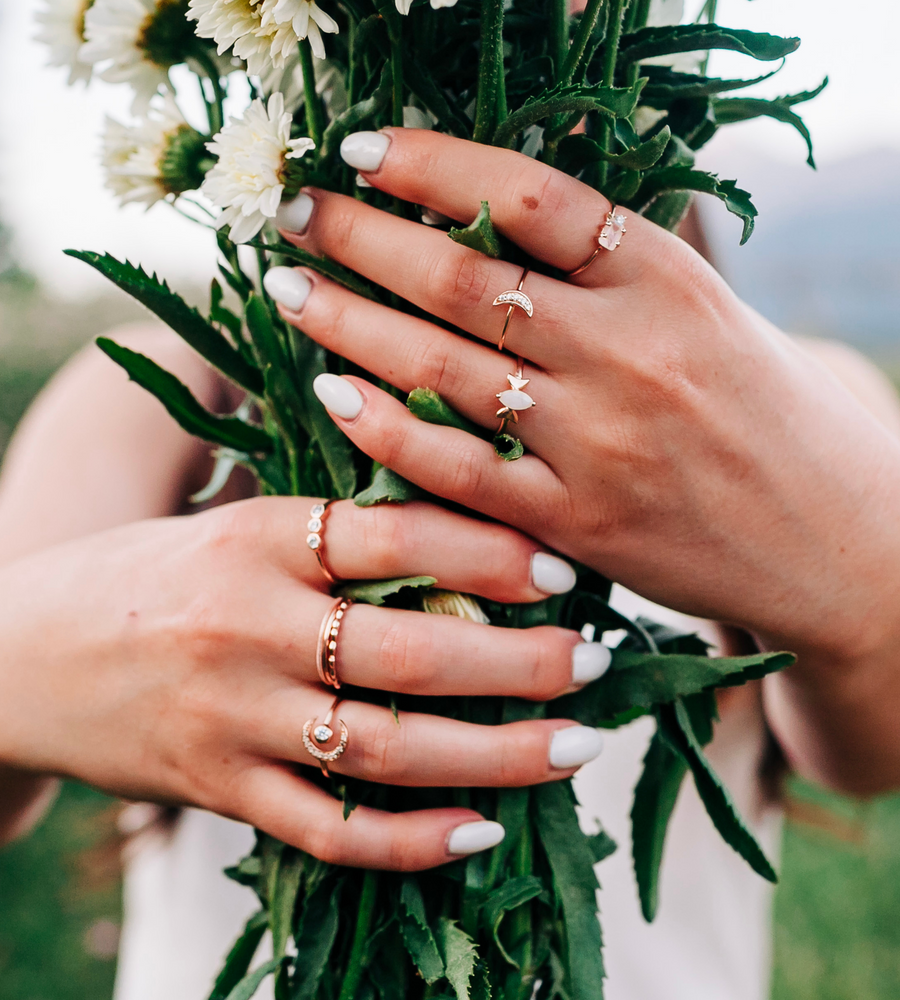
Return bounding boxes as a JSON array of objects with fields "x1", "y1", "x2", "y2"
[
  {"x1": 316, "y1": 597, "x2": 352, "y2": 689},
  {"x1": 302, "y1": 696, "x2": 349, "y2": 777},
  {"x1": 307, "y1": 500, "x2": 337, "y2": 583}
]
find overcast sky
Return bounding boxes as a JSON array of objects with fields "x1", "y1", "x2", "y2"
[{"x1": 1, "y1": 0, "x2": 898, "y2": 296}]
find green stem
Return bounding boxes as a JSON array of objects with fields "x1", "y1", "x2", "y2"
[
  {"x1": 624, "y1": 0, "x2": 650, "y2": 33},
  {"x1": 549, "y1": 0, "x2": 568, "y2": 84},
  {"x1": 390, "y1": 31, "x2": 404, "y2": 127},
  {"x1": 473, "y1": 0, "x2": 506, "y2": 143},
  {"x1": 299, "y1": 40, "x2": 326, "y2": 147},
  {"x1": 562, "y1": 0, "x2": 607, "y2": 84},
  {"x1": 338, "y1": 870, "x2": 379, "y2": 1000},
  {"x1": 510, "y1": 819, "x2": 534, "y2": 1000},
  {"x1": 596, "y1": 0, "x2": 627, "y2": 187},
  {"x1": 192, "y1": 47, "x2": 225, "y2": 135}
]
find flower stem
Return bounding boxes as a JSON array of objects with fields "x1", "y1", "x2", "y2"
[
  {"x1": 562, "y1": 0, "x2": 608, "y2": 85},
  {"x1": 338, "y1": 870, "x2": 379, "y2": 1000},
  {"x1": 390, "y1": 31, "x2": 404, "y2": 128},
  {"x1": 192, "y1": 47, "x2": 225, "y2": 135},
  {"x1": 596, "y1": 0, "x2": 627, "y2": 188},
  {"x1": 299, "y1": 41, "x2": 326, "y2": 148},
  {"x1": 473, "y1": 0, "x2": 506, "y2": 143}
]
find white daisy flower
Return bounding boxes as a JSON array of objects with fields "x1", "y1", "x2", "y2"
[
  {"x1": 421, "y1": 590, "x2": 491, "y2": 625},
  {"x1": 201, "y1": 92, "x2": 315, "y2": 243},
  {"x1": 102, "y1": 97, "x2": 207, "y2": 207},
  {"x1": 80, "y1": 0, "x2": 175, "y2": 112},
  {"x1": 34, "y1": 0, "x2": 94, "y2": 85},
  {"x1": 188, "y1": 0, "x2": 337, "y2": 72},
  {"x1": 394, "y1": 0, "x2": 457, "y2": 14}
]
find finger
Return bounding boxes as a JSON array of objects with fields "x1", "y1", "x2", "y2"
[
  {"x1": 258, "y1": 691, "x2": 605, "y2": 787},
  {"x1": 310, "y1": 374, "x2": 565, "y2": 529},
  {"x1": 337, "y1": 128, "x2": 654, "y2": 286},
  {"x1": 277, "y1": 191, "x2": 605, "y2": 367},
  {"x1": 239, "y1": 763, "x2": 501, "y2": 870}
]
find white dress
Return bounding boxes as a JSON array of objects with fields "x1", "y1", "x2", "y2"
[{"x1": 113, "y1": 588, "x2": 782, "y2": 1000}]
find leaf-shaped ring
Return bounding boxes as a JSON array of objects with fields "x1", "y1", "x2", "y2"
[
  {"x1": 302, "y1": 696, "x2": 349, "y2": 777},
  {"x1": 492, "y1": 268, "x2": 533, "y2": 352}
]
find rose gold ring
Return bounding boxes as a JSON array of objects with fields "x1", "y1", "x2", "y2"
[
  {"x1": 492, "y1": 267, "x2": 533, "y2": 352},
  {"x1": 306, "y1": 500, "x2": 337, "y2": 583},
  {"x1": 302, "y1": 696, "x2": 349, "y2": 777},
  {"x1": 495, "y1": 357, "x2": 536, "y2": 436},
  {"x1": 316, "y1": 597, "x2": 351, "y2": 689},
  {"x1": 568, "y1": 208, "x2": 627, "y2": 276}
]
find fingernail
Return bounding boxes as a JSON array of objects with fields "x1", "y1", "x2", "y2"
[
  {"x1": 531, "y1": 552, "x2": 576, "y2": 595},
  {"x1": 572, "y1": 642, "x2": 611, "y2": 684},
  {"x1": 313, "y1": 373, "x2": 364, "y2": 420},
  {"x1": 263, "y1": 267, "x2": 311, "y2": 312},
  {"x1": 447, "y1": 820, "x2": 505, "y2": 856},
  {"x1": 275, "y1": 192, "x2": 314, "y2": 234},
  {"x1": 549, "y1": 726, "x2": 604, "y2": 769},
  {"x1": 340, "y1": 131, "x2": 391, "y2": 173}
]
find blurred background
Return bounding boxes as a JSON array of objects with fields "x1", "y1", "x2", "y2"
[{"x1": 1, "y1": 0, "x2": 899, "y2": 997}]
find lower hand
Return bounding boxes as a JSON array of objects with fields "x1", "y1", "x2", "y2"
[{"x1": 0, "y1": 497, "x2": 607, "y2": 866}]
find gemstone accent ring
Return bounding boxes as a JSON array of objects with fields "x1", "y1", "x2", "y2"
[
  {"x1": 306, "y1": 500, "x2": 337, "y2": 582},
  {"x1": 568, "y1": 207, "x2": 627, "y2": 276}
]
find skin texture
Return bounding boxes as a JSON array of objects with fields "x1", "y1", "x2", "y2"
[
  {"x1": 271, "y1": 128, "x2": 900, "y2": 796},
  {"x1": 0, "y1": 326, "x2": 594, "y2": 865}
]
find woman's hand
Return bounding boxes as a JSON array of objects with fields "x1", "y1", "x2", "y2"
[
  {"x1": 0, "y1": 496, "x2": 607, "y2": 866},
  {"x1": 264, "y1": 128, "x2": 900, "y2": 792}
]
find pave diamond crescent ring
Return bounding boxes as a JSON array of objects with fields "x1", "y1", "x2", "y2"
[
  {"x1": 316, "y1": 597, "x2": 351, "y2": 689},
  {"x1": 302, "y1": 696, "x2": 349, "y2": 777},
  {"x1": 492, "y1": 267, "x2": 532, "y2": 352},
  {"x1": 568, "y1": 208, "x2": 627, "y2": 276},
  {"x1": 306, "y1": 499, "x2": 337, "y2": 583}
]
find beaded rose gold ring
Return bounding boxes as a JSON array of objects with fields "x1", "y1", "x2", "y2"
[{"x1": 316, "y1": 597, "x2": 351, "y2": 689}]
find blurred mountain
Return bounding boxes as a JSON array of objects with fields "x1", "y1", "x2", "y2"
[{"x1": 698, "y1": 143, "x2": 900, "y2": 359}]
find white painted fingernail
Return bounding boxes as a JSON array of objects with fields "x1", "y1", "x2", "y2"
[
  {"x1": 549, "y1": 726, "x2": 604, "y2": 769},
  {"x1": 447, "y1": 820, "x2": 505, "y2": 856},
  {"x1": 275, "y1": 192, "x2": 314, "y2": 233},
  {"x1": 572, "y1": 642, "x2": 611, "y2": 684},
  {"x1": 340, "y1": 131, "x2": 391, "y2": 172},
  {"x1": 531, "y1": 552, "x2": 576, "y2": 595},
  {"x1": 313, "y1": 373, "x2": 364, "y2": 420},
  {"x1": 263, "y1": 267, "x2": 311, "y2": 311}
]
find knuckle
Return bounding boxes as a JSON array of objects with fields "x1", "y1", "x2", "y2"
[
  {"x1": 428, "y1": 249, "x2": 493, "y2": 313},
  {"x1": 358, "y1": 712, "x2": 407, "y2": 781},
  {"x1": 405, "y1": 338, "x2": 466, "y2": 400},
  {"x1": 377, "y1": 621, "x2": 435, "y2": 691},
  {"x1": 320, "y1": 199, "x2": 365, "y2": 260},
  {"x1": 446, "y1": 445, "x2": 486, "y2": 503}
]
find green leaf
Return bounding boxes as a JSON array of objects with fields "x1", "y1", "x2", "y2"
[
  {"x1": 630, "y1": 731, "x2": 688, "y2": 923},
  {"x1": 292, "y1": 880, "x2": 343, "y2": 1000},
  {"x1": 494, "y1": 80, "x2": 645, "y2": 148},
  {"x1": 321, "y1": 63, "x2": 392, "y2": 158},
  {"x1": 354, "y1": 466, "x2": 424, "y2": 506},
  {"x1": 535, "y1": 783, "x2": 606, "y2": 1000},
  {"x1": 641, "y1": 190, "x2": 693, "y2": 233},
  {"x1": 585, "y1": 829, "x2": 617, "y2": 865},
  {"x1": 493, "y1": 433, "x2": 524, "y2": 461},
  {"x1": 246, "y1": 293, "x2": 286, "y2": 368},
  {"x1": 247, "y1": 240, "x2": 380, "y2": 302},
  {"x1": 399, "y1": 878, "x2": 445, "y2": 984},
  {"x1": 448, "y1": 202, "x2": 502, "y2": 259},
  {"x1": 483, "y1": 877, "x2": 544, "y2": 967},
  {"x1": 408, "y1": 388, "x2": 484, "y2": 437},
  {"x1": 404, "y1": 56, "x2": 473, "y2": 138},
  {"x1": 659, "y1": 700, "x2": 778, "y2": 883},
  {"x1": 632, "y1": 166, "x2": 758, "y2": 244},
  {"x1": 208, "y1": 911, "x2": 268, "y2": 1000},
  {"x1": 558, "y1": 128, "x2": 670, "y2": 173},
  {"x1": 209, "y1": 278, "x2": 244, "y2": 341},
  {"x1": 65, "y1": 251, "x2": 263, "y2": 395},
  {"x1": 270, "y1": 848, "x2": 304, "y2": 959},
  {"x1": 713, "y1": 80, "x2": 827, "y2": 168},
  {"x1": 223, "y1": 958, "x2": 283, "y2": 1000},
  {"x1": 337, "y1": 575, "x2": 437, "y2": 607},
  {"x1": 436, "y1": 918, "x2": 478, "y2": 1000},
  {"x1": 640, "y1": 64, "x2": 782, "y2": 103},
  {"x1": 96, "y1": 338, "x2": 273, "y2": 453},
  {"x1": 619, "y1": 24, "x2": 800, "y2": 63}
]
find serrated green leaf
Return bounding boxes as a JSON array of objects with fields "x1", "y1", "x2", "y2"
[
  {"x1": 208, "y1": 911, "x2": 268, "y2": 1000},
  {"x1": 483, "y1": 876, "x2": 544, "y2": 967},
  {"x1": 632, "y1": 166, "x2": 757, "y2": 243},
  {"x1": 713, "y1": 80, "x2": 827, "y2": 168},
  {"x1": 494, "y1": 80, "x2": 645, "y2": 148},
  {"x1": 66, "y1": 250, "x2": 263, "y2": 394},
  {"x1": 630, "y1": 730, "x2": 688, "y2": 923},
  {"x1": 270, "y1": 847, "x2": 304, "y2": 959},
  {"x1": 659, "y1": 700, "x2": 777, "y2": 883},
  {"x1": 96, "y1": 338, "x2": 273, "y2": 453},
  {"x1": 246, "y1": 293, "x2": 286, "y2": 368},
  {"x1": 408, "y1": 388, "x2": 484, "y2": 436},
  {"x1": 354, "y1": 466, "x2": 424, "y2": 506},
  {"x1": 337, "y1": 575, "x2": 437, "y2": 606},
  {"x1": 585, "y1": 829, "x2": 617, "y2": 865},
  {"x1": 448, "y1": 202, "x2": 501, "y2": 259},
  {"x1": 558, "y1": 128, "x2": 670, "y2": 173},
  {"x1": 619, "y1": 24, "x2": 799, "y2": 63},
  {"x1": 399, "y1": 878, "x2": 445, "y2": 984},
  {"x1": 292, "y1": 880, "x2": 342, "y2": 1000},
  {"x1": 641, "y1": 64, "x2": 782, "y2": 102},
  {"x1": 535, "y1": 782, "x2": 605, "y2": 1000},
  {"x1": 247, "y1": 240, "x2": 380, "y2": 302},
  {"x1": 436, "y1": 918, "x2": 478, "y2": 1000},
  {"x1": 223, "y1": 958, "x2": 283, "y2": 1000}
]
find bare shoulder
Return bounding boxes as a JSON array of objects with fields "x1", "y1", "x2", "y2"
[{"x1": 794, "y1": 336, "x2": 900, "y2": 437}]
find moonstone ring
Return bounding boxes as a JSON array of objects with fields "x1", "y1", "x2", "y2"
[{"x1": 568, "y1": 208, "x2": 627, "y2": 276}]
